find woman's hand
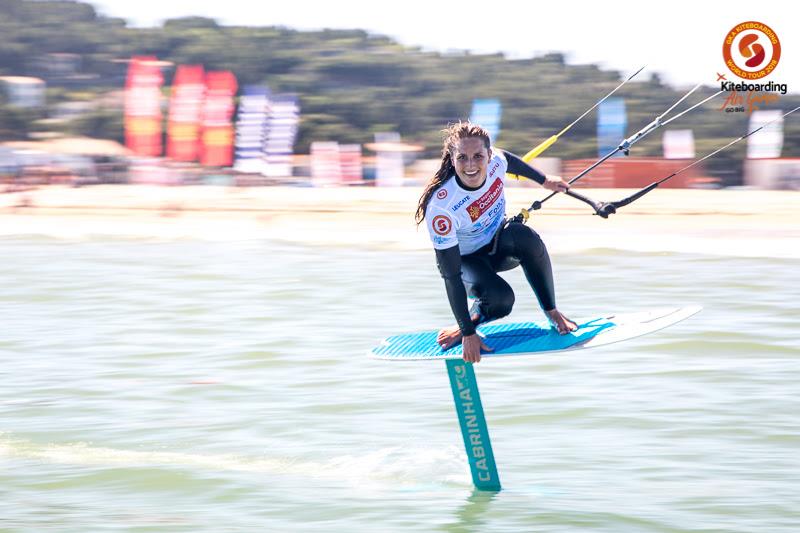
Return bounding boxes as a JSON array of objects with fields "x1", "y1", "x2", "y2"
[
  {"x1": 462, "y1": 334, "x2": 493, "y2": 363},
  {"x1": 542, "y1": 175, "x2": 570, "y2": 193}
]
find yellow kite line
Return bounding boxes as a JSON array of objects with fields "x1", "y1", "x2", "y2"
[{"x1": 506, "y1": 65, "x2": 645, "y2": 179}]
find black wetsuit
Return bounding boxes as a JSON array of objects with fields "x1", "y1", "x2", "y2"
[{"x1": 435, "y1": 151, "x2": 556, "y2": 336}]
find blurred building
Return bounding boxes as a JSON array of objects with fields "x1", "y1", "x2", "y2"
[
  {"x1": 32, "y1": 53, "x2": 104, "y2": 87},
  {"x1": 561, "y1": 158, "x2": 704, "y2": 188},
  {"x1": 744, "y1": 159, "x2": 800, "y2": 190},
  {"x1": 35, "y1": 53, "x2": 80, "y2": 79},
  {"x1": 0, "y1": 76, "x2": 46, "y2": 108},
  {"x1": 0, "y1": 137, "x2": 131, "y2": 185}
]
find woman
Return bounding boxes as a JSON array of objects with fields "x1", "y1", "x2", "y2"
[{"x1": 416, "y1": 122, "x2": 576, "y2": 363}]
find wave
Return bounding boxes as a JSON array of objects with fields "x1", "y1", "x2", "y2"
[{"x1": 0, "y1": 436, "x2": 471, "y2": 490}]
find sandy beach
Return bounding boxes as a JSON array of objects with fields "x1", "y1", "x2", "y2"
[{"x1": 2, "y1": 185, "x2": 799, "y2": 257}]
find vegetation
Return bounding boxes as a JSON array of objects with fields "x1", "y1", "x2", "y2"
[{"x1": 0, "y1": 0, "x2": 797, "y2": 175}]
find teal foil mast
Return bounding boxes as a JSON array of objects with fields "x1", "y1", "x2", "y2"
[{"x1": 446, "y1": 360, "x2": 501, "y2": 491}]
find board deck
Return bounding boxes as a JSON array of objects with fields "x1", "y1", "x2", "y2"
[{"x1": 369, "y1": 306, "x2": 701, "y2": 361}]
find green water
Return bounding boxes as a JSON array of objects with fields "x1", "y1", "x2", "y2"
[{"x1": 1, "y1": 237, "x2": 798, "y2": 532}]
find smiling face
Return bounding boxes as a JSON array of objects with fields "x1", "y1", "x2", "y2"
[{"x1": 452, "y1": 137, "x2": 491, "y2": 188}]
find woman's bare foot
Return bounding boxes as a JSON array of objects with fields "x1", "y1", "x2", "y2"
[
  {"x1": 437, "y1": 324, "x2": 463, "y2": 349},
  {"x1": 437, "y1": 312, "x2": 482, "y2": 349},
  {"x1": 545, "y1": 309, "x2": 578, "y2": 335}
]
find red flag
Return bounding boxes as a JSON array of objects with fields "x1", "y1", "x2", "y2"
[
  {"x1": 124, "y1": 56, "x2": 164, "y2": 156},
  {"x1": 200, "y1": 71, "x2": 238, "y2": 167},
  {"x1": 167, "y1": 65, "x2": 205, "y2": 161}
]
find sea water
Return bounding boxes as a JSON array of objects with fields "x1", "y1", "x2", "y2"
[{"x1": 1, "y1": 236, "x2": 798, "y2": 532}]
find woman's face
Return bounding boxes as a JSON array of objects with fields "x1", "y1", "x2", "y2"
[{"x1": 452, "y1": 137, "x2": 491, "y2": 188}]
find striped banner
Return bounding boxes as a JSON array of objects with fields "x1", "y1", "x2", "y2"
[
  {"x1": 234, "y1": 85, "x2": 270, "y2": 174},
  {"x1": 263, "y1": 94, "x2": 300, "y2": 177},
  {"x1": 167, "y1": 65, "x2": 205, "y2": 161},
  {"x1": 200, "y1": 70, "x2": 238, "y2": 167},
  {"x1": 124, "y1": 56, "x2": 164, "y2": 156}
]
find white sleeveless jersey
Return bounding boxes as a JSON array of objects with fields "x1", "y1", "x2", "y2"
[{"x1": 425, "y1": 150, "x2": 508, "y2": 255}]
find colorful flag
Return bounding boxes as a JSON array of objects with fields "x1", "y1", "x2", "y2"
[
  {"x1": 663, "y1": 130, "x2": 695, "y2": 159},
  {"x1": 263, "y1": 94, "x2": 300, "y2": 177},
  {"x1": 167, "y1": 65, "x2": 205, "y2": 161},
  {"x1": 339, "y1": 144, "x2": 363, "y2": 184},
  {"x1": 597, "y1": 97, "x2": 627, "y2": 158},
  {"x1": 234, "y1": 85, "x2": 270, "y2": 174},
  {"x1": 310, "y1": 142, "x2": 342, "y2": 186},
  {"x1": 470, "y1": 99, "x2": 502, "y2": 142},
  {"x1": 747, "y1": 110, "x2": 784, "y2": 159},
  {"x1": 124, "y1": 56, "x2": 164, "y2": 156},
  {"x1": 200, "y1": 70, "x2": 238, "y2": 166},
  {"x1": 374, "y1": 132, "x2": 404, "y2": 187}
]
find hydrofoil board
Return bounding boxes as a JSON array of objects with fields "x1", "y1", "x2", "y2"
[{"x1": 369, "y1": 306, "x2": 701, "y2": 361}]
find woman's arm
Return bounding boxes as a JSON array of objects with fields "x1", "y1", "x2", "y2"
[
  {"x1": 502, "y1": 150, "x2": 546, "y2": 184},
  {"x1": 434, "y1": 246, "x2": 476, "y2": 336},
  {"x1": 502, "y1": 150, "x2": 569, "y2": 192}
]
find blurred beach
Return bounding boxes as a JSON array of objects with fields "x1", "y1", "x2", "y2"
[{"x1": 3, "y1": 185, "x2": 799, "y2": 258}]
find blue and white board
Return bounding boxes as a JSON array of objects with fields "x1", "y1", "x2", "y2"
[{"x1": 370, "y1": 306, "x2": 701, "y2": 361}]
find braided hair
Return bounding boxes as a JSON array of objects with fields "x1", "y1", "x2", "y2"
[{"x1": 415, "y1": 121, "x2": 491, "y2": 225}]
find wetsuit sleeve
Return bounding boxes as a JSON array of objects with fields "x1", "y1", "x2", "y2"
[
  {"x1": 434, "y1": 246, "x2": 476, "y2": 337},
  {"x1": 502, "y1": 150, "x2": 546, "y2": 185}
]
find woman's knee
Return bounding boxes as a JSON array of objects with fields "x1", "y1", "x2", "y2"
[{"x1": 486, "y1": 284, "x2": 515, "y2": 319}]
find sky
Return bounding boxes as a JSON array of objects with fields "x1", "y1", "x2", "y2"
[{"x1": 87, "y1": 0, "x2": 799, "y2": 93}]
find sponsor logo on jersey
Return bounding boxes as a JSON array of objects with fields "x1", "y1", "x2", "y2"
[
  {"x1": 487, "y1": 160, "x2": 501, "y2": 178},
  {"x1": 468, "y1": 198, "x2": 505, "y2": 234},
  {"x1": 436, "y1": 189, "x2": 448, "y2": 200},
  {"x1": 451, "y1": 195, "x2": 471, "y2": 212},
  {"x1": 467, "y1": 179, "x2": 503, "y2": 222},
  {"x1": 483, "y1": 200, "x2": 505, "y2": 228},
  {"x1": 432, "y1": 215, "x2": 452, "y2": 236}
]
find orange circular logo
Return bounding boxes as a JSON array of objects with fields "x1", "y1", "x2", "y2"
[
  {"x1": 722, "y1": 21, "x2": 781, "y2": 80},
  {"x1": 432, "y1": 215, "x2": 452, "y2": 236}
]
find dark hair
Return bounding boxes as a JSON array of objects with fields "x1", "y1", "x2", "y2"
[{"x1": 415, "y1": 121, "x2": 491, "y2": 225}]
